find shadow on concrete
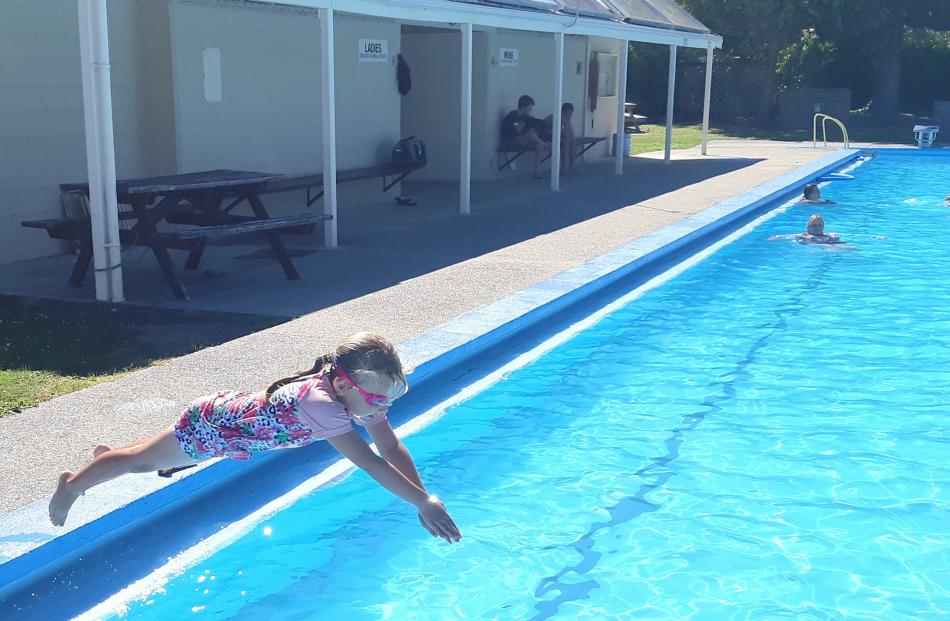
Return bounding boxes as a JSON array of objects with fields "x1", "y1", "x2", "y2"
[{"x1": 0, "y1": 155, "x2": 760, "y2": 318}]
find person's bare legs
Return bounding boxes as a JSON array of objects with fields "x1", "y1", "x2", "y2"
[
  {"x1": 560, "y1": 139, "x2": 573, "y2": 175},
  {"x1": 93, "y1": 436, "x2": 149, "y2": 458},
  {"x1": 524, "y1": 131, "x2": 549, "y2": 179},
  {"x1": 50, "y1": 427, "x2": 196, "y2": 526}
]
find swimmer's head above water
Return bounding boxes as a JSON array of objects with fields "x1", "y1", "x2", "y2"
[
  {"x1": 799, "y1": 214, "x2": 842, "y2": 244},
  {"x1": 804, "y1": 184, "x2": 822, "y2": 201}
]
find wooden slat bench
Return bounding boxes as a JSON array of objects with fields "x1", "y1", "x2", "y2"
[
  {"x1": 261, "y1": 162, "x2": 426, "y2": 208},
  {"x1": 149, "y1": 212, "x2": 332, "y2": 284},
  {"x1": 22, "y1": 212, "x2": 330, "y2": 298},
  {"x1": 497, "y1": 136, "x2": 607, "y2": 172},
  {"x1": 21, "y1": 217, "x2": 133, "y2": 288}
]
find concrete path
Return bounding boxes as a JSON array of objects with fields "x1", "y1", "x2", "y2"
[{"x1": 0, "y1": 141, "x2": 832, "y2": 513}]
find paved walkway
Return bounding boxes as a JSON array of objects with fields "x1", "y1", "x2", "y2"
[{"x1": 0, "y1": 141, "x2": 831, "y2": 513}]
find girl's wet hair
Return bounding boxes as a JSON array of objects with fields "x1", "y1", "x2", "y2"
[
  {"x1": 803, "y1": 183, "x2": 819, "y2": 198},
  {"x1": 265, "y1": 332, "x2": 408, "y2": 402}
]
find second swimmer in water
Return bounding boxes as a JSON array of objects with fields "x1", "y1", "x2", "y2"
[{"x1": 799, "y1": 183, "x2": 834, "y2": 204}]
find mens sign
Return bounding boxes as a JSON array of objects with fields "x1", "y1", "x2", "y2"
[
  {"x1": 359, "y1": 39, "x2": 389, "y2": 63},
  {"x1": 499, "y1": 48, "x2": 519, "y2": 66}
]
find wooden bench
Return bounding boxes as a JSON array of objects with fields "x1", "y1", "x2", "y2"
[
  {"x1": 261, "y1": 162, "x2": 425, "y2": 208},
  {"x1": 22, "y1": 212, "x2": 330, "y2": 296},
  {"x1": 149, "y1": 212, "x2": 331, "y2": 282},
  {"x1": 21, "y1": 217, "x2": 138, "y2": 288},
  {"x1": 497, "y1": 136, "x2": 607, "y2": 172},
  {"x1": 161, "y1": 162, "x2": 424, "y2": 245}
]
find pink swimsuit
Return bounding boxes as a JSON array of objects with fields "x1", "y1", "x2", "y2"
[{"x1": 173, "y1": 373, "x2": 386, "y2": 460}]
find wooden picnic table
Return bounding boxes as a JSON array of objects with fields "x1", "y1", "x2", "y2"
[{"x1": 33, "y1": 170, "x2": 329, "y2": 300}]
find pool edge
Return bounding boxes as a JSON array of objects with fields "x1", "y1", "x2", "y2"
[{"x1": 0, "y1": 147, "x2": 863, "y2": 617}]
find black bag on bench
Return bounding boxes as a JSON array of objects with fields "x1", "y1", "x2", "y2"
[{"x1": 392, "y1": 137, "x2": 427, "y2": 167}]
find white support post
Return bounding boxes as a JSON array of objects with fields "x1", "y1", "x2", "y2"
[
  {"x1": 319, "y1": 7, "x2": 338, "y2": 247},
  {"x1": 551, "y1": 32, "x2": 564, "y2": 191},
  {"x1": 77, "y1": 0, "x2": 123, "y2": 302},
  {"x1": 460, "y1": 23, "x2": 473, "y2": 215},
  {"x1": 664, "y1": 44, "x2": 677, "y2": 163},
  {"x1": 701, "y1": 43, "x2": 713, "y2": 156},
  {"x1": 583, "y1": 38, "x2": 591, "y2": 141},
  {"x1": 614, "y1": 39, "x2": 628, "y2": 175}
]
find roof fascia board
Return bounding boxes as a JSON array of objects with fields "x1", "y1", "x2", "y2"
[{"x1": 259, "y1": 0, "x2": 720, "y2": 48}]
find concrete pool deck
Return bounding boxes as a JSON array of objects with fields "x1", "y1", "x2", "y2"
[{"x1": 0, "y1": 142, "x2": 856, "y2": 563}]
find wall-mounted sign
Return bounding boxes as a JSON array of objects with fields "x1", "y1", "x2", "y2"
[
  {"x1": 499, "y1": 48, "x2": 519, "y2": 66},
  {"x1": 359, "y1": 39, "x2": 389, "y2": 63}
]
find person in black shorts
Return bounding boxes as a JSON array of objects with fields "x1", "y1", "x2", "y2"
[{"x1": 500, "y1": 95, "x2": 550, "y2": 178}]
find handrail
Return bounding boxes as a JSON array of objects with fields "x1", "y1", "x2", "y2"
[{"x1": 813, "y1": 113, "x2": 850, "y2": 149}]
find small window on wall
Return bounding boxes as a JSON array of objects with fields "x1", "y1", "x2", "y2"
[{"x1": 597, "y1": 53, "x2": 618, "y2": 98}]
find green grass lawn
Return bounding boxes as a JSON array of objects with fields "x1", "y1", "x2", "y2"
[
  {"x1": 631, "y1": 116, "x2": 920, "y2": 155},
  {"x1": 0, "y1": 296, "x2": 283, "y2": 415}
]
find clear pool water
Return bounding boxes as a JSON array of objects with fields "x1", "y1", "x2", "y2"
[{"x1": 88, "y1": 152, "x2": 950, "y2": 620}]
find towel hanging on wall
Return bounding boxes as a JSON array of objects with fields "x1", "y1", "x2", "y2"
[
  {"x1": 588, "y1": 53, "x2": 599, "y2": 113},
  {"x1": 397, "y1": 53, "x2": 412, "y2": 95}
]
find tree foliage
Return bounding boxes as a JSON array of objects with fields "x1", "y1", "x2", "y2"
[
  {"x1": 668, "y1": 0, "x2": 950, "y2": 121},
  {"x1": 680, "y1": 0, "x2": 815, "y2": 124}
]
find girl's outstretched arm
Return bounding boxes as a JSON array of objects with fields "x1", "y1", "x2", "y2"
[
  {"x1": 367, "y1": 422, "x2": 448, "y2": 540},
  {"x1": 367, "y1": 421, "x2": 426, "y2": 491},
  {"x1": 328, "y1": 431, "x2": 461, "y2": 543}
]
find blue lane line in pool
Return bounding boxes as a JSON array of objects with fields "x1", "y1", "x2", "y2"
[
  {"x1": 0, "y1": 149, "x2": 863, "y2": 617},
  {"x1": 527, "y1": 258, "x2": 839, "y2": 621}
]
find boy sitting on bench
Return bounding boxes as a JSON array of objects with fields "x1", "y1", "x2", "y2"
[{"x1": 500, "y1": 95, "x2": 550, "y2": 178}]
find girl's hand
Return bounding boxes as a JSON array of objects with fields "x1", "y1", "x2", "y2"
[{"x1": 418, "y1": 496, "x2": 462, "y2": 544}]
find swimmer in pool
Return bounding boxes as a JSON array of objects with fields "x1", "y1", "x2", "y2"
[
  {"x1": 944, "y1": 194, "x2": 950, "y2": 207},
  {"x1": 769, "y1": 214, "x2": 842, "y2": 245},
  {"x1": 798, "y1": 183, "x2": 834, "y2": 204}
]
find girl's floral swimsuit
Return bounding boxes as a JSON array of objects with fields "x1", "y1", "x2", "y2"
[{"x1": 173, "y1": 372, "x2": 386, "y2": 460}]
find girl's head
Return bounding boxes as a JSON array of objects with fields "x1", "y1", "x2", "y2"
[
  {"x1": 266, "y1": 332, "x2": 408, "y2": 418},
  {"x1": 803, "y1": 183, "x2": 821, "y2": 200},
  {"x1": 806, "y1": 214, "x2": 825, "y2": 236}
]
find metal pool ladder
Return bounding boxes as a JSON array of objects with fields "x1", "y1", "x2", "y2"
[{"x1": 813, "y1": 113, "x2": 850, "y2": 149}]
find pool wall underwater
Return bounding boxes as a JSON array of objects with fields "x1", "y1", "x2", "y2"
[{"x1": 0, "y1": 148, "x2": 865, "y2": 619}]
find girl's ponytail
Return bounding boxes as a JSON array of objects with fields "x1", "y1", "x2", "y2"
[
  {"x1": 263, "y1": 332, "x2": 408, "y2": 403},
  {"x1": 264, "y1": 352, "x2": 333, "y2": 401}
]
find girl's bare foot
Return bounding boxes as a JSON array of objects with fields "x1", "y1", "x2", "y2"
[
  {"x1": 49, "y1": 472, "x2": 80, "y2": 527},
  {"x1": 93, "y1": 444, "x2": 111, "y2": 458}
]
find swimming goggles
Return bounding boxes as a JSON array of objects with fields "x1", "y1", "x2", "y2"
[{"x1": 332, "y1": 355, "x2": 395, "y2": 407}]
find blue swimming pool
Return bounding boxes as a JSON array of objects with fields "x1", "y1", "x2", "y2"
[{"x1": 58, "y1": 151, "x2": 950, "y2": 618}]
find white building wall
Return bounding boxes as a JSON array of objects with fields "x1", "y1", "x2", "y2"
[
  {"x1": 170, "y1": 3, "x2": 401, "y2": 215},
  {"x1": 169, "y1": 1, "x2": 323, "y2": 176},
  {"x1": 1, "y1": 1, "x2": 631, "y2": 265},
  {"x1": 470, "y1": 30, "x2": 594, "y2": 180},
  {"x1": 400, "y1": 30, "x2": 462, "y2": 183},
  {"x1": 135, "y1": 0, "x2": 177, "y2": 176},
  {"x1": 333, "y1": 16, "x2": 402, "y2": 171},
  {"x1": 589, "y1": 37, "x2": 625, "y2": 158},
  {"x1": 0, "y1": 0, "x2": 161, "y2": 264}
]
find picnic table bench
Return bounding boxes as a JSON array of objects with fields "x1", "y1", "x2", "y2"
[
  {"x1": 22, "y1": 170, "x2": 329, "y2": 300},
  {"x1": 498, "y1": 136, "x2": 607, "y2": 172},
  {"x1": 624, "y1": 102, "x2": 648, "y2": 133}
]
